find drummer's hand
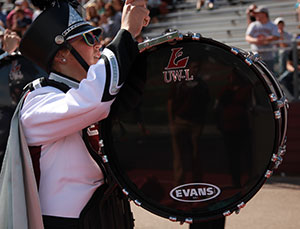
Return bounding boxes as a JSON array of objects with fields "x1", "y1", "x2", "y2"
[{"x1": 121, "y1": 0, "x2": 150, "y2": 38}]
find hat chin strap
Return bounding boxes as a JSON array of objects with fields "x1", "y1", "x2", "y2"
[{"x1": 65, "y1": 42, "x2": 90, "y2": 72}]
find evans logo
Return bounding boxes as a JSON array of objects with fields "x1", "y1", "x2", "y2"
[{"x1": 170, "y1": 183, "x2": 221, "y2": 202}]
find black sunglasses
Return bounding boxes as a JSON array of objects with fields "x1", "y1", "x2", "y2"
[
  {"x1": 69, "y1": 32, "x2": 100, "y2": 46},
  {"x1": 82, "y1": 32, "x2": 100, "y2": 46}
]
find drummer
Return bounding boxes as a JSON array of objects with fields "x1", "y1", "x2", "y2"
[{"x1": 0, "y1": 0, "x2": 149, "y2": 228}]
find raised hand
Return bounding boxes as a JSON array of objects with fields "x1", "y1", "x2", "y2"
[{"x1": 121, "y1": 0, "x2": 150, "y2": 38}]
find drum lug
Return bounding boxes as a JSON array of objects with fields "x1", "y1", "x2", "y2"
[
  {"x1": 275, "y1": 96, "x2": 289, "y2": 109},
  {"x1": 246, "y1": 51, "x2": 261, "y2": 62},
  {"x1": 223, "y1": 210, "x2": 232, "y2": 217},
  {"x1": 235, "y1": 202, "x2": 246, "y2": 214},
  {"x1": 271, "y1": 154, "x2": 283, "y2": 169},
  {"x1": 265, "y1": 170, "x2": 273, "y2": 178},
  {"x1": 185, "y1": 217, "x2": 193, "y2": 224},
  {"x1": 231, "y1": 47, "x2": 240, "y2": 55},
  {"x1": 269, "y1": 93, "x2": 278, "y2": 102},
  {"x1": 274, "y1": 110, "x2": 281, "y2": 119},
  {"x1": 245, "y1": 57, "x2": 253, "y2": 66},
  {"x1": 122, "y1": 188, "x2": 129, "y2": 196},
  {"x1": 134, "y1": 199, "x2": 142, "y2": 206},
  {"x1": 278, "y1": 146, "x2": 286, "y2": 156},
  {"x1": 168, "y1": 216, "x2": 177, "y2": 222},
  {"x1": 191, "y1": 33, "x2": 201, "y2": 40},
  {"x1": 237, "y1": 202, "x2": 246, "y2": 209}
]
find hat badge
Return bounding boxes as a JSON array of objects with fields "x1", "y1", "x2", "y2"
[{"x1": 55, "y1": 35, "x2": 65, "y2": 44}]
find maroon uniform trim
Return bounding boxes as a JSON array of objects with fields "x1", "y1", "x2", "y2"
[{"x1": 29, "y1": 146, "x2": 41, "y2": 189}]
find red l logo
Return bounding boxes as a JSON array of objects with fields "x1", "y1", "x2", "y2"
[{"x1": 165, "y1": 47, "x2": 189, "y2": 70}]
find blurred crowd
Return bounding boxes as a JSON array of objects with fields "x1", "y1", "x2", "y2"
[
  {"x1": 0, "y1": 0, "x2": 174, "y2": 50},
  {"x1": 245, "y1": 3, "x2": 300, "y2": 98},
  {"x1": 0, "y1": 0, "x2": 300, "y2": 97}
]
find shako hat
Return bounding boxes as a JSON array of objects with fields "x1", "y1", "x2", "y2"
[{"x1": 19, "y1": 0, "x2": 102, "y2": 73}]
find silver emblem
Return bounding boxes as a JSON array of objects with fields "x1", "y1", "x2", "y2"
[
  {"x1": 55, "y1": 35, "x2": 65, "y2": 45},
  {"x1": 68, "y1": 5, "x2": 83, "y2": 26}
]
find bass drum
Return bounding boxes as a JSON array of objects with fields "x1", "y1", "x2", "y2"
[{"x1": 99, "y1": 32, "x2": 288, "y2": 223}]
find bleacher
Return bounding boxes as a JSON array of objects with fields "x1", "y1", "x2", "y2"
[
  {"x1": 141, "y1": 0, "x2": 300, "y2": 177},
  {"x1": 142, "y1": 0, "x2": 297, "y2": 51}
]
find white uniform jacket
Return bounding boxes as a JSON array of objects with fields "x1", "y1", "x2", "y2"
[{"x1": 19, "y1": 29, "x2": 139, "y2": 218}]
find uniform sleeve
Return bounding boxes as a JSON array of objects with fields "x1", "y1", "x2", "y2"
[
  {"x1": 20, "y1": 29, "x2": 140, "y2": 146},
  {"x1": 104, "y1": 29, "x2": 146, "y2": 116},
  {"x1": 105, "y1": 29, "x2": 139, "y2": 89}
]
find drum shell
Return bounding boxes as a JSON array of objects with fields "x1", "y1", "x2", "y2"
[{"x1": 100, "y1": 35, "x2": 288, "y2": 223}]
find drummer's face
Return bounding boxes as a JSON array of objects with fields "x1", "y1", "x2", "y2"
[
  {"x1": 65, "y1": 33, "x2": 102, "y2": 81},
  {"x1": 71, "y1": 33, "x2": 102, "y2": 66}
]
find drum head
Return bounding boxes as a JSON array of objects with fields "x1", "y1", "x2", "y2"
[{"x1": 100, "y1": 36, "x2": 285, "y2": 222}]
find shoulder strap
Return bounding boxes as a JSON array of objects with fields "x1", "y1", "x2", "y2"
[{"x1": 23, "y1": 77, "x2": 71, "y2": 93}]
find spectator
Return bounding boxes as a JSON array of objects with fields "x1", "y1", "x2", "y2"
[
  {"x1": 246, "y1": 4, "x2": 257, "y2": 25},
  {"x1": 196, "y1": 0, "x2": 234, "y2": 11},
  {"x1": 196, "y1": 0, "x2": 216, "y2": 11},
  {"x1": 196, "y1": 0, "x2": 204, "y2": 11},
  {"x1": 295, "y1": 0, "x2": 300, "y2": 27},
  {"x1": 11, "y1": 8, "x2": 32, "y2": 37},
  {"x1": 6, "y1": 0, "x2": 33, "y2": 29},
  {"x1": 112, "y1": 0, "x2": 124, "y2": 12},
  {"x1": 245, "y1": 6, "x2": 280, "y2": 73},
  {"x1": 147, "y1": 0, "x2": 168, "y2": 23},
  {"x1": 279, "y1": 41, "x2": 300, "y2": 96},
  {"x1": 85, "y1": 2, "x2": 101, "y2": 27},
  {"x1": 274, "y1": 17, "x2": 293, "y2": 75},
  {"x1": 0, "y1": 1, "x2": 7, "y2": 27},
  {"x1": 275, "y1": 17, "x2": 293, "y2": 48},
  {"x1": 100, "y1": 2, "x2": 122, "y2": 47},
  {"x1": 207, "y1": 0, "x2": 215, "y2": 10},
  {"x1": 95, "y1": 0, "x2": 106, "y2": 16}
]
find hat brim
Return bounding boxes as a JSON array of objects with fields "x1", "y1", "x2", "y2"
[{"x1": 66, "y1": 24, "x2": 102, "y2": 40}]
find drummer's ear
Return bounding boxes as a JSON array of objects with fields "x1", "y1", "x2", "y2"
[
  {"x1": 53, "y1": 49, "x2": 70, "y2": 65},
  {"x1": 51, "y1": 49, "x2": 71, "y2": 73}
]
